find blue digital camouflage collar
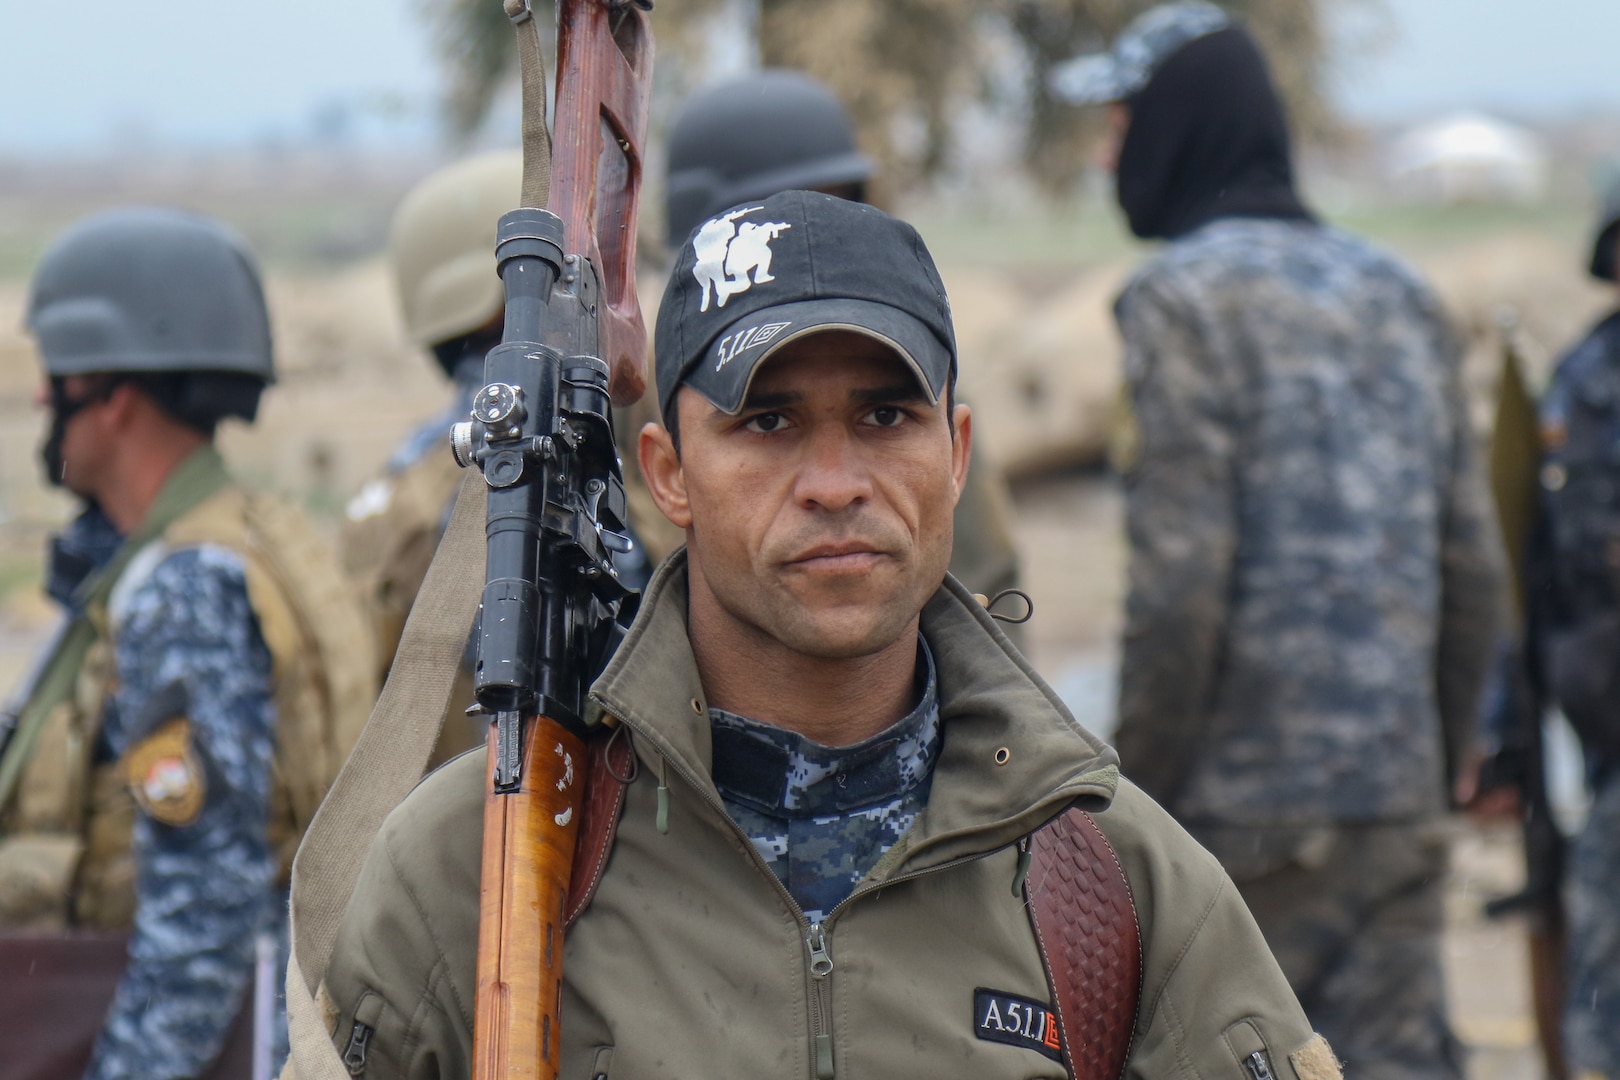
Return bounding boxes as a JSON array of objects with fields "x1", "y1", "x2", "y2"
[{"x1": 709, "y1": 638, "x2": 939, "y2": 817}]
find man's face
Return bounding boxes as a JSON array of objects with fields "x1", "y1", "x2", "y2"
[
  {"x1": 35, "y1": 374, "x2": 117, "y2": 496},
  {"x1": 1099, "y1": 102, "x2": 1132, "y2": 174},
  {"x1": 644, "y1": 330, "x2": 971, "y2": 661}
]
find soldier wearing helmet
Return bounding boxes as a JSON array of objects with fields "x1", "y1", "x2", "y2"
[
  {"x1": 343, "y1": 151, "x2": 519, "y2": 703},
  {"x1": 342, "y1": 151, "x2": 641, "y2": 764},
  {"x1": 643, "y1": 70, "x2": 1025, "y2": 622},
  {"x1": 0, "y1": 208, "x2": 376, "y2": 1079}
]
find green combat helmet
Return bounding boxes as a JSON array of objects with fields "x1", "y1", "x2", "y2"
[
  {"x1": 388, "y1": 149, "x2": 522, "y2": 372},
  {"x1": 664, "y1": 70, "x2": 873, "y2": 248},
  {"x1": 26, "y1": 207, "x2": 274, "y2": 479},
  {"x1": 27, "y1": 206, "x2": 272, "y2": 391}
]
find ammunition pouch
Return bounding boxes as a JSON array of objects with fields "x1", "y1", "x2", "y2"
[{"x1": 0, "y1": 835, "x2": 82, "y2": 930}]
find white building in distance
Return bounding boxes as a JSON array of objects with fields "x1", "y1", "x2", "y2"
[{"x1": 1388, "y1": 111, "x2": 1550, "y2": 203}]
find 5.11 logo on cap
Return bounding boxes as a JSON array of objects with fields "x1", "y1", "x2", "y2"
[{"x1": 973, "y1": 988, "x2": 1064, "y2": 1062}]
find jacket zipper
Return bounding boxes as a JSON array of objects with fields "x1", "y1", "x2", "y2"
[
  {"x1": 797, "y1": 852, "x2": 1011, "y2": 1080},
  {"x1": 638, "y1": 738, "x2": 837, "y2": 1078},
  {"x1": 807, "y1": 922, "x2": 835, "y2": 1079},
  {"x1": 621, "y1": 716, "x2": 1109, "y2": 1080}
]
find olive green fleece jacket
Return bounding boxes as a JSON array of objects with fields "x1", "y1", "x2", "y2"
[{"x1": 302, "y1": 554, "x2": 1337, "y2": 1080}]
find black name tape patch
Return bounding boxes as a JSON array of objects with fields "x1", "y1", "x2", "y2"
[{"x1": 973, "y1": 988, "x2": 1063, "y2": 1062}]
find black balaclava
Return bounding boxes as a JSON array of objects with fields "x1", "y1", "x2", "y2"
[
  {"x1": 1115, "y1": 26, "x2": 1314, "y2": 241},
  {"x1": 40, "y1": 375, "x2": 119, "y2": 489}
]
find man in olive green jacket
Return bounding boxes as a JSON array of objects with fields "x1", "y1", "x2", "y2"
[{"x1": 300, "y1": 193, "x2": 1336, "y2": 1080}]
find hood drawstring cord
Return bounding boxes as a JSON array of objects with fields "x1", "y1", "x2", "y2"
[
  {"x1": 1013, "y1": 835, "x2": 1034, "y2": 897},
  {"x1": 654, "y1": 752, "x2": 671, "y2": 835}
]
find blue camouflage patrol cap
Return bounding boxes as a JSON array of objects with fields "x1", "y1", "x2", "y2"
[{"x1": 1048, "y1": 1, "x2": 1233, "y2": 105}]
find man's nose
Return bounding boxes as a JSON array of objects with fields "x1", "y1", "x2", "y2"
[{"x1": 793, "y1": 426, "x2": 872, "y2": 512}]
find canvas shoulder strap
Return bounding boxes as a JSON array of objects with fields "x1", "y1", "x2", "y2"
[
  {"x1": 1027, "y1": 808, "x2": 1143, "y2": 1080},
  {"x1": 285, "y1": 473, "x2": 487, "y2": 1080}
]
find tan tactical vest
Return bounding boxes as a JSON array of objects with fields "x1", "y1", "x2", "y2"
[
  {"x1": 342, "y1": 447, "x2": 483, "y2": 768},
  {"x1": 342, "y1": 447, "x2": 465, "y2": 679},
  {"x1": 0, "y1": 485, "x2": 376, "y2": 931}
]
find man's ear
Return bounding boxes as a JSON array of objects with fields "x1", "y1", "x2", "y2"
[
  {"x1": 950, "y1": 402, "x2": 973, "y2": 506},
  {"x1": 101, "y1": 381, "x2": 143, "y2": 431},
  {"x1": 638, "y1": 421, "x2": 692, "y2": 529}
]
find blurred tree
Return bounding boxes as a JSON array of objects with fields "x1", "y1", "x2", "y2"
[
  {"x1": 756, "y1": 0, "x2": 981, "y2": 194},
  {"x1": 417, "y1": 0, "x2": 728, "y2": 138},
  {"x1": 421, "y1": 0, "x2": 1356, "y2": 197},
  {"x1": 422, "y1": 0, "x2": 522, "y2": 138}
]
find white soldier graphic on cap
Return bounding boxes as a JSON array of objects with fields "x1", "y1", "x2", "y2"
[{"x1": 692, "y1": 207, "x2": 793, "y2": 312}]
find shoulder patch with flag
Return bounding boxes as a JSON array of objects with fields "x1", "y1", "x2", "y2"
[{"x1": 123, "y1": 717, "x2": 206, "y2": 826}]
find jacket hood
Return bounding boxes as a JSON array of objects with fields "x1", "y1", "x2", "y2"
[
  {"x1": 587, "y1": 551, "x2": 1119, "y2": 869},
  {"x1": 1116, "y1": 26, "x2": 1313, "y2": 241}
]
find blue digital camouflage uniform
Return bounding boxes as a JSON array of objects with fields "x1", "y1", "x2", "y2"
[
  {"x1": 1112, "y1": 217, "x2": 1504, "y2": 1080},
  {"x1": 1564, "y1": 777, "x2": 1620, "y2": 1076},
  {"x1": 710, "y1": 641, "x2": 938, "y2": 923},
  {"x1": 1531, "y1": 310, "x2": 1620, "y2": 1076},
  {"x1": 85, "y1": 543, "x2": 280, "y2": 1080}
]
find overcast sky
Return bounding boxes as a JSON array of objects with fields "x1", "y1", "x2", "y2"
[
  {"x1": 0, "y1": 0, "x2": 440, "y2": 153},
  {"x1": 1335, "y1": 0, "x2": 1620, "y2": 121},
  {"x1": 1, "y1": 0, "x2": 1618, "y2": 155}
]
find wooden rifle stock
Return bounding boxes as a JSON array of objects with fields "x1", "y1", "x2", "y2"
[
  {"x1": 472, "y1": 4, "x2": 653, "y2": 1079},
  {"x1": 554, "y1": 0, "x2": 653, "y2": 408},
  {"x1": 475, "y1": 719, "x2": 587, "y2": 1079}
]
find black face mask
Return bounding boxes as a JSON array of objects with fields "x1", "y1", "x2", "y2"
[
  {"x1": 1115, "y1": 27, "x2": 1313, "y2": 241},
  {"x1": 40, "y1": 376, "x2": 119, "y2": 489}
]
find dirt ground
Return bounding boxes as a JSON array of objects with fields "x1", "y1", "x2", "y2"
[{"x1": 0, "y1": 199, "x2": 1604, "y2": 1077}]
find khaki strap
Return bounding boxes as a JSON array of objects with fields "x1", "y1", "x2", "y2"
[
  {"x1": 284, "y1": 473, "x2": 487, "y2": 1080},
  {"x1": 505, "y1": 0, "x2": 554, "y2": 210}
]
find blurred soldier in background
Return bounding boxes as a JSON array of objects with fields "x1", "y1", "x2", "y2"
[
  {"x1": 1055, "y1": 3, "x2": 1506, "y2": 1077},
  {"x1": 643, "y1": 69, "x2": 1026, "y2": 621},
  {"x1": 0, "y1": 208, "x2": 375, "y2": 1078},
  {"x1": 341, "y1": 151, "x2": 628, "y2": 761},
  {"x1": 342, "y1": 151, "x2": 512, "y2": 672},
  {"x1": 1514, "y1": 182, "x2": 1620, "y2": 1080}
]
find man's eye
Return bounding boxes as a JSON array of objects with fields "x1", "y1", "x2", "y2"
[
  {"x1": 743, "y1": 412, "x2": 787, "y2": 433},
  {"x1": 866, "y1": 406, "x2": 906, "y2": 427}
]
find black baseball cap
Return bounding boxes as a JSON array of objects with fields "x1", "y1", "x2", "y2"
[{"x1": 654, "y1": 190, "x2": 957, "y2": 424}]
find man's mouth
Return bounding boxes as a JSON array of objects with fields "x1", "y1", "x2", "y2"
[{"x1": 786, "y1": 542, "x2": 887, "y2": 573}]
